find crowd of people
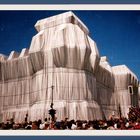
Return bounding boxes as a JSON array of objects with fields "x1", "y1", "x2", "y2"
[
  {"x1": 0, "y1": 107, "x2": 140, "y2": 130},
  {"x1": 0, "y1": 117, "x2": 140, "y2": 130}
]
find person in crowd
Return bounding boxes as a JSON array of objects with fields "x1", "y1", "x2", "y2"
[{"x1": 31, "y1": 121, "x2": 39, "y2": 130}]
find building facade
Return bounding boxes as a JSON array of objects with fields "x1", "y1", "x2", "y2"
[{"x1": 0, "y1": 11, "x2": 139, "y2": 122}]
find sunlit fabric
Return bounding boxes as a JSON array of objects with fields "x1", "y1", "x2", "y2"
[{"x1": 0, "y1": 11, "x2": 139, "y2": 122}]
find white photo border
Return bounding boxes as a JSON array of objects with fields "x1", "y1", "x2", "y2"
[{"x1": 0, "y1": 4, "x2": 140, "y2": 136}]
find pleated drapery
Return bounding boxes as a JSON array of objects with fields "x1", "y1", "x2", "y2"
[{"x1": 0, "y1": 11, "x2": 139, "y2": 122}]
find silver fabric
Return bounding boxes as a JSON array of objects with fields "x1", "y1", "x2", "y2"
[{"x1": 0, "y1": 11, "x2": 139, "y2": 122}]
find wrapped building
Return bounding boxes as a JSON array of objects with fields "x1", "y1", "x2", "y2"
[{"x1": 0, "y1": 11, "x2": 139, "y2": 122}]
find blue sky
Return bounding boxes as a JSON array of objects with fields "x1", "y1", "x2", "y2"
[{"x1": 0, "y1": 11, "x2": 140, "y2": 79}]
